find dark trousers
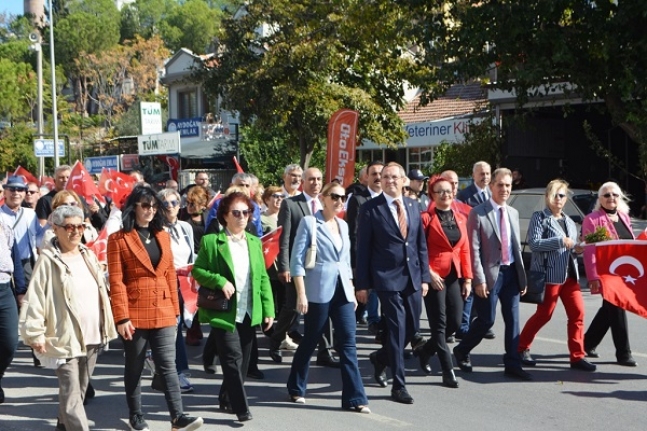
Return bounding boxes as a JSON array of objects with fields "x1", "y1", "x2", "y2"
[
  {"x1": 584, "y1": 299, "x2": 632, "y2": 361},
  {"x1": 213, "y1": 315, "x2": 254, "y2": 415},
  {"x1": 122, "y1": 326, "x2": 184, "y2": 419},
  {"x1": 456, "y1": 265, "x2": 522, "y2": 369},
  {"x1": 287, "y1": 282, "x2": 367, "y2": 408},
  {"x1": 375, "y1": 283, "x2": 421, "y2": 390},
  {"x1": 270, "y1": 281, "x2": 333, "y2": 356},
  {"x1": 0, "y1": 282, "x2": 18, "y2": 380},
  {"x1": 422, "y1": 267, "x2": 463, "y2": 372}
]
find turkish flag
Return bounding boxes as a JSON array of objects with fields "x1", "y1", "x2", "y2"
[
  {"x1": 67, "y1": 161, "x2": 106, "y2": 205},
  {"x1": 86, "y1": 225, "x2": 109, "y2": 263},
  {"x1": 261, "y1": 226, "x2": 283, "y2": 269},
  {"x1": 14, "y1": 166, "x2": 39, "y2": 185},
  {"x1": 233, "y1": 156, "x2": 244, "y2": 173},
  {"x1": 595, "y1": 240, "x2": 647, "y2": 319},
  {"x1": 177, "y1": 265, "x2": 199, "y2": 320},
  {"x1": 40, "y1": 175, "x2": 55, "y2": 191},
  {"x1": 98, "y1": 168, "x2": 135, "y2": 208}
]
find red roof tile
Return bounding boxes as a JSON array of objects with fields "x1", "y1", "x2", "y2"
[{"x1": 398, "y1": 82, "x2": 487, "y2": 123}]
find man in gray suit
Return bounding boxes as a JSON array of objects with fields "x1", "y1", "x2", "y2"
[{"x1": 453, "y1": 168, "x2": 531, "y2": 380}]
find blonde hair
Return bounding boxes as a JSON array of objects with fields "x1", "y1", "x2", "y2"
[
  {"x1": 52, "y1": 190, "x2": 83, "y2": 209},
  {"x1": 544, "y1": 179, "x2": 569, "y2": 207}
]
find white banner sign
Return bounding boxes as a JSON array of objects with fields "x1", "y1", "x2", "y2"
[
  {"x1": 140, "y1": 102, "x2": 163, "y2": 135},
  {"x1": 137, "y1": 131, "x2": 181, "y2": 156}
]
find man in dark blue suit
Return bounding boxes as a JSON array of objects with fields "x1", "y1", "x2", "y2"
[
  {"x1": 356, "y1": 162, "x2": 431, "y2": 404},
  {"x1": 456, "y1": 161, "x2": 491, "y2": 207}
]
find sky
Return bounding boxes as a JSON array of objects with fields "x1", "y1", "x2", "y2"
[{"x1": 2, "y1": 0, "x2": 25, "y2": 17}]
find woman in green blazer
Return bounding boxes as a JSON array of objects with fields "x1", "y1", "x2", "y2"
[{"x1": 192, "y1": 192, "x2": 274, "y2": 422}]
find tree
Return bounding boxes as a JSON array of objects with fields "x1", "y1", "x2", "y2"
[
  {"x1": 200, "y1": 0, "x2": 430, "y2": 168},
  {"x1": 159, "y1": 0, "x2": 222, "y2": 54},
  {"x1": 0, "y1": 58, "x2": 37, "y2": 122},
  {"x1": 410, "y1": 0, "x2": 647, "y2": 178}
]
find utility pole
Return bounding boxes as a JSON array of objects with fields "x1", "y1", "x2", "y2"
[
  {"x1": 29, "y1": 31, "x2": 45, "y2": 176},
  {"x1": 48, "y1": 0, "x2": 60, "y2": 167}
]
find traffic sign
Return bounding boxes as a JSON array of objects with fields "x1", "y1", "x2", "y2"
[
  {"x1": 33, "y1": 139, "x2": 65, "y2": 157},
  {"x1": 84, "y1": 156, "x2": 120, "y2": 174}
]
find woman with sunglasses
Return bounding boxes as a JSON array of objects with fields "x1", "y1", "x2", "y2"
[
  {"x1": 158, "y1": 188, "x2": 196, "y2": 393},
  {"x1": 108, "y1": 185, "x2": 204, "y2": 431},
  {"x1": 287, "y1": 182, "x2": 369, "y2": 413},
  {"x1": 582, "y1": 182, "x2": 637, "y2": 367},
  {"x1": 414, "y1": 176, "x2": 472, "y2": 388},
  {"x1": 192, "y1": 191, "x2": 274, "y2": 422},
  {"x1": 517, "y1": 180, "x2": 595, "y2": 371},
  {"x1": 20, "y1": 205, "x2": 117, "y2": 431},
  {"x1": 39, "y1": 190, "x2": 98, "y2": 247}
]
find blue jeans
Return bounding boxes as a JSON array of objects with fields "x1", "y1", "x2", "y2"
[
  {"x1": 459, "y1": 290, "x2": 473, "y2": 335},
  {"x1": 0, "y1": 282, "x2": 18, "y2": 380},
  {"x1": 455, "y1": 266, "x2": 522, "y2": 368},
  {"x1": 287, "y1": 281, "x2": 367, "y2": 408},
  {"x1": 122, "y1": 325, "x2": 184, "y2": 419}
]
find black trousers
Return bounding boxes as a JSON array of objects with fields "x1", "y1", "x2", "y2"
[{"x1": 584, "y1": 299, "x2": 632, "y2": 361}]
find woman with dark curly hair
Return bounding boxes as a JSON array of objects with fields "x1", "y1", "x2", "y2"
[
  {"x1": 108, "y1": 185, "x2": 203, "y2": 431},
  {"x1": 193, "y1": 192, "x2": 275, "y2": 422}
]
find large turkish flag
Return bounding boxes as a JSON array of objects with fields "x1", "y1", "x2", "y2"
[{"x1": 595, "y1": 240, "x2": 647, "y2": 319}]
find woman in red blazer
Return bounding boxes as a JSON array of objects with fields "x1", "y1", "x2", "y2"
[
  {"x1": 108, "y1": 186, "x2": 203, "y2": 431},
  {"x1": 414, "y1": 176, "x2": 472, "y2": 388}
]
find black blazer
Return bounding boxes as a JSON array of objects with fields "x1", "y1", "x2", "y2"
[
  {"x1": 345, "y1": 188, "x2": 372, "y2": 268},
  {"x1": 277, "y1": 194, "x2": 310, "y2": 273}
]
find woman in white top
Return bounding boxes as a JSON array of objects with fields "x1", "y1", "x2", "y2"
[{"x1": 159, "y1": 188, "x2": 196, "y2": 393}]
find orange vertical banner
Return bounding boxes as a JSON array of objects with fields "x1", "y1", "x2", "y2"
[{"x1": 326, "y1": 109, "x2": 358, "y2": 186}]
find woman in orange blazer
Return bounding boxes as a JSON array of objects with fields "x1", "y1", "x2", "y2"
[
  {"x1": 108, "y1": 185, "x2": 204, "y2": 431},
  {"x1": 414, "y1": 176, "x2": 472, "y2": 388}
]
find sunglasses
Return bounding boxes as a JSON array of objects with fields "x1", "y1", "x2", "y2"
[
  {"x1": 26, "y1": 190, "x2": 39, "y2": 195},
  {"x1": 554, "y1": 193, "x2": 567, "y2": 199},
  {"x1": 61, "y1": 201, "x2": 79, "y2": 207},
  {"x1": 56, "y1": 223, "x2": 86, "y2": 233},
  {"x1": 6, "y1": 187, "x2": 26, "y2": 193},
  {"x1": 271, "y1": 194, "x2": 286, "y2": 199},
  {"x1": 187, "y1": 201, "x2": 204, "y2": 207},
  {"x1": 163, "y1": 200, "x2": 179, "y2": 208},
  {"x1": 403, "y1": 186, "x2": 412, "y2": 192},
  {"x1": 603, "y1": 193, "x2": 620, "y2": 198},
  {"x1": 327, "y1": 193, "x2": 347, "y2": 203},
  {"x1": 136, "y1": 202, "x2": 158, "y2": 210},
  {"x1": 230, "y1": 209, "x2": 251, "y2": 218}
]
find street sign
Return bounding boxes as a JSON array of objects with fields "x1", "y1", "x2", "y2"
[
  {"x1": 33, "y1": 138, "x2": 66, "y2": 157},
  {"x1": 121, "y1": 154, "x2": 140, "y2": 171},
  {"x1": 137, "y1": 131, "x2": 181, "y2": 156},
  {"x1": 84, "y1": 155, "x2": 120, "y2": 174}
]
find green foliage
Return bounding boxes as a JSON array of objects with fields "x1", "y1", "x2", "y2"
[
  {"x1": 431, "y1": 115, "x2": 502, "y2": 177},
  {"x1": 159, "y1": 0, "x2": 222, "y2": 53},
  {"x1": 200, "y1": 0, "x2": 428, "y2": 168},
  {"x1": 0, "y1": 123, "x2": 38, "y2": 173},
  {"x1": 0, "y1": 58, "x2": 37, "y2": 122}
]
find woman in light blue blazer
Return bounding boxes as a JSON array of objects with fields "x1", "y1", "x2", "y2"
[
  {"x1": 517, "y1": 179, "x2": 595, "y2": 371},
  {"x1": 287, "y1": 182, "x2": 369, "y2": 413}
]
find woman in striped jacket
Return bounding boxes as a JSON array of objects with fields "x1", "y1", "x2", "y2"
[{"x1": 517, "y1": 180, "x2": 596, "y2": 371}]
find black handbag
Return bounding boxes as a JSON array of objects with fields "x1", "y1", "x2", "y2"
[{"x1": 197, "y1": 288, "x2": 231, "y2": 311}]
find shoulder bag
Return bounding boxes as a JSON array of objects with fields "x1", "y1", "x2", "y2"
[{"x1": 197, "y1": 287, "x2": 231, "y2": 311}]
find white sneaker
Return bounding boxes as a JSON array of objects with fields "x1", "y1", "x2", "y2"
[
  {"x1": 279, "y1": 337, "x2": 298, "y2": 350},
  {"x1": 179, "y1": 373, "x2": 194, "y2": 393}
]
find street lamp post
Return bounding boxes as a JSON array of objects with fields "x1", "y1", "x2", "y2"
[
  {"x1": 48, "y1": 0, "x2": 59, "y2": 167},
  {"x1": 29, "y1": 31, "x2": 45, "y2": 176}
]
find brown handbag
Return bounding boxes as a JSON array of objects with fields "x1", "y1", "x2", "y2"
[{"x1": 197, "y1": 288, "x2": 231, "y2": 311}]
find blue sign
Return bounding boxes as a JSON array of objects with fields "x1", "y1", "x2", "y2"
[
  {"x1": 84, "y1": 156, "x2": 120, "y2": 174},
  {"x1": 33, "y1": 139, "x2": 66, "y2": 157},
  {"x1": 167, "y1": 117, "x2": 202, "y2": 137}
]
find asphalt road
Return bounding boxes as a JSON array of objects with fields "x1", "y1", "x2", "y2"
[{"x1": 2, "y1": 291, "x2": 646, "y2": 431}]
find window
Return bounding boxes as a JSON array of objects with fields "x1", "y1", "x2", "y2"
[
  {"x1": 178, "y1": 89, "x2": 198, "y2": 118},
  {"x1": 408, "y1": 146, "x2": 433, "y2": 172}
]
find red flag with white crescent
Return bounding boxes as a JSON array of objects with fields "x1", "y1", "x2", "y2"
[
  {"x1": 66, "y1": 161, "x2": 106, "y2": 205},
  {"x1": 325, "y1": 109, "x2": 358, "y2": 187},
  {"x1": 233, "y1": 156, "x2": 244, "y2": 173},
  {"x1": 177, "y1": 265, "x2": 198, "y2": 315},
  {"x1": 40, "y1": 175, "x2": 55, "y2": 191},
  {"x1": 595, "y1": 240, "x2": 647, "y2": 319},
  {"x1": 261, "y1": 226, "x2": 283, "y2": 269},
  {"x1": 13, "y1": 166, "x2": 39, "y2": 185},
  {"x1": 86, "y1": 225, "x2": 109, "y2": 263}
]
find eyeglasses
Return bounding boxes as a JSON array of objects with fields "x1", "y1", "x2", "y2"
[
  {"x1": 61, "y1": 201, "x2": 79, "y2": 207},
  {"x1": 271, "y1": 194, "x2": 286, "y2": 199},
  {"x1": 56, "y1": 223, "x2": 86, "y2": 233},
  {"x1": 6, "y1": 187, "x2": 25, "y2": 193},
  {"x1": 403, "y1": 186, "x2": 412, "y2": 192},
  {"x1": 187, "y1": 201, "x2": 204, "y2": 207},
  {"x1": 163, "y1": 200, "x2": 179, "y2": 208},
  {"x1": 327, "y1": 193, "x2": 347, "y2": 203},
  {"x1": 26, "y1": 189, "x2": 39, "y2": 195},
  {"x1": 603, "y1": 193, "x2": 620, "y2": 198},
  {"x1": 230, "y1": 209, "x2": 251, "y2": 218},
  {"x1": 136, "y1": 202, "x2": 158, "y2": 210},
  {"x1": 433, "y1": 190, "x2": 453, "y2": 195},
  {"x1": 554, "y1": 193, "x2": 567, "y2": 199}
]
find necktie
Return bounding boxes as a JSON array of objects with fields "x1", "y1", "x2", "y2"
[
  {"x1": 311, "y1": 198, "x2": 317, "y2": 215},
  {"x1": 499, "y1": 206, "x2": 510, "y2": 265},
  {"x1": 481, "y1": 190, "x2": 487, "y2": 203},
  {"x1": 395, "y1": 200, "x2": 407, "y2": 239}
]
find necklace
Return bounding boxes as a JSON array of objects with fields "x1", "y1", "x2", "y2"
[{"x1": 137, "y1": 229, "x2": 151, "y2": 244}]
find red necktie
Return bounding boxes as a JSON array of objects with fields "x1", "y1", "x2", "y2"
[
  {"x1": 500, "y1": 206, "x2": 510, "y2": 265},
  {"x1": 395, "y1": 200, "x2": 407, "y2": 239}
]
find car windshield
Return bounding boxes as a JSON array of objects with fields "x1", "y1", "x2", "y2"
[{"x1": 572, "y1": 193, "x2": 597, "y2": 215}]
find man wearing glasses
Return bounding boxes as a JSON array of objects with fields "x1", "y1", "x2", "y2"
[
  {"x1": 21, "y1": 183, "x2": 40, "y2": 210},
  {"x1": 0, "y1": 176, "x2": 44, "y2": 289},
  {"x1": 282, "y1": 164, "x2": 303, "y2": 198}
]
